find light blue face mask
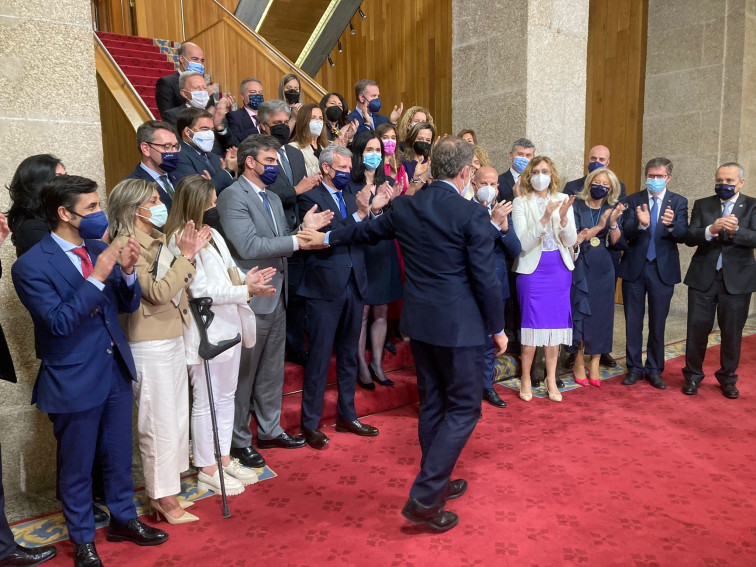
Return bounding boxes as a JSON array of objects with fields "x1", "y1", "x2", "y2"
[
  {"x1": 512, "y1": 156, "x2": 530, "y2": 173},
  {"x1": 645, "y1": 178, "x2": 666, "y2": 195},
  {"x1": 138, "y1": 204, "x2": 168, "y2": 228},
  {"x1": 363, "y1": 152, "x2": 382, "y2": 171},
  {"x1": 186, "y1": 61, "x2": 204, "y2": 75}
]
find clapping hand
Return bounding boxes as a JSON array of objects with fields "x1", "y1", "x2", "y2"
[
  {"x1": 513, "y1": 178, "x2": 522, "y2": 198},
  {"x1": 609, "y1": 203, "x2": 625, "y2": 226},
  {"x1": 335, "y1": 120, "x2": 359, "y2": 147},
  {"x1": 355, "y1": 185, "x2": 372, "y2": 218},
  {"x1": 92, "y1": 240, "x2": 125, "y2": 283},
  {"x1": 370, "y1": 182, "x2": 396, "y2": 213},
  {"x1": 222, "y1": 147, "x2": 238, "y2": 174},
  {"x1": 244, "y1": 266, "x2": 276, "y2": 296},
  {"x1": 636, "y1": 203, "x2": 650, "y2": 228},
  {"x1": 491, "y1": 200, "x2": 513, "y2": 231},
  {"x1": 389, "y1": 102, "x2": 404, "y2": 124},
  {"x1": 296, "y1": 228, "x2": 328, "y2": 249},
  {"x1": 118, "y1": 236, "x2": 140, "y2": 274},
  {"x1": 541, "y1": 199, "x2": 560, "y2": 226},
  {"x1": 302, "y1": 204, "x2": 334, "y2": 230},
  {"x1": 559, "y1": 195, "x2": 576, "y2": 226},
  {"x1": 0, "y1": 213, "x2": 10, "y2": 246},
  {"x1": 177, "y1": 220, "x2": 210, "y2": 262},
  {"x1": 722, "y1": 214, "x2": 739, "y2": 237},
  {"x1": 660, "y1": 205, "x2": 674, "y2": 227},
  {"x1": 295, "y1": 172, "x2": 321, "y2": 195}
]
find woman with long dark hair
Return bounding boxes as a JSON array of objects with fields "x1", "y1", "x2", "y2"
[{"x1": 319, "y1": 92, "x2": 357, "y2": 145}]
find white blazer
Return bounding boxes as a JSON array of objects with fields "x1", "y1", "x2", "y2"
[
  {"x1": 169, "y1": 228, "x2": 256, "y2": 365},
  {"x1": 512, "y1": 192, "x2": 578, "y2": 274}
]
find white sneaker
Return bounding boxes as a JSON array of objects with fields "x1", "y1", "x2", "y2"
[
  {"x1": 224, "y1": 459, "x2": 259, "y2": 486},
  {"x1": 197, "y1": 469, "x2": 245, "y2": 495}
]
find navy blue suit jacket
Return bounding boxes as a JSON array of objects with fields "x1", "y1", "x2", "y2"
[
  {"x1": 347, "y1": 108, "x2": 389, "y2": 135},
  {"x1": 496, "y1": 169, "x2": 516, "y2": 203},
  {"x1": 127, "y1": 163, "x2": 173, "y2": 209},
  {"x1": 617, "y1": 189, "x2": 688, "y2": 285},
  {"x1": 475, "y1": 201, "x2": 521, "y2": 302},
  {"x1": 226, "y1": 108, "x2": 259, "y2": 147},
  {"x1": 328, "y1": 181, "x2": 505, "y2": 347},
  {"x1": 564, "y1": 175, "x2": 627, "y2": 202},
  {"x1": 297, "y1": 184, "x2": 368, "y2": 301},
  {"x1": 11, "y1": 234, "x2": 140, "y2": 414},
  {"x1": 170, "y1": 140, "x2": 234, "y2": 194}
]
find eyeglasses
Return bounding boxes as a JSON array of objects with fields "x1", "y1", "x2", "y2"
[
  {"x1": 647, "y1": 174, "x2": 667, "y2": 180},
  {"x1": 147, "y1": 142, "x2": 182, "y2": 153}
]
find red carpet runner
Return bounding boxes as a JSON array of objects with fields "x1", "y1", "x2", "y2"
[{"x1": 44, "y1": 336, "x2": 756, "y2": 566}]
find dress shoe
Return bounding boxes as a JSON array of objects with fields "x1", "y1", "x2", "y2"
[
  {"x1": 600, "y1": 353, "x2": 618, "y2": 367},
  {"x1": 73, "y1": 542, "x2": 101, "y2": 567},
  {"x1": 556, "y1": 378, "x2": 565, "y2": 389},
  {"x1": 369, "y1": 363, "x2": 395, "y2": 386},
  {"x1": 224, "y1": 459, "x2": 259, "y2": 486},
  {"x1": 286, "y1": 350, "x2": 309, "y2": 367},
  {"x1": 230, "y1": 445, "x2": 266, "y2": 468},
  {"x1": 92, "y1": 503, "x2": 109, "y2": 524},
  {"x1": 384, "y1": 341, "x2": 397, "y2": 355},
  {"x1": 441, "y1": 479, "x2": 467, "y2": 502},
  {"x1": 721, "y1": 383, "x2": 740, "y2": 399},
  {"x1": 518, "y1": 390, "x2": 532, "y2": 402},
  {"x1": 302, "y1": 428, "x2": 329, "y2": 449},
  {"x1": 547, "y1": 390, "x2": 563, "y2": 402},
  {"x1": 564, "y1": 353, "x2": 576, "y2": 368},
  {"x1": 357, "y1": 377, "x2": 375, "y2": 390},
  {"x1": 622, "y1": 372, "x2": 642, "y2": 385},
  {"x1": 335, "y1": 419, "x2": 379, "y2": 437},
  {"x1": 588, "y1": 377, "x2": 601, "y2": 387},
  {"x1": 257, "y1": 432, "x2": 306, "y2": 449},
  {"x1": 198, "y1": 468, "x2": 245, "y2": 495},
  {"x1": 401, "y1": 498, "x2": 459, "y2": 532},
  {"x1": 105, "y1": 518, "x2": 168, "y2": 546},
  {"x1": 681, "y1": 381, "x2": 698, "y2": 395},
  {"x1": 0, "y1": 543, "x2": 57, "y2": 566},
  {"x1": 482, "y1": 388, "x2": 507, "y2": 408},
  {"x1": 150, "y1": 500, "x2": 199, "y2": 525},
  {"x1": 646, "y1": 374, "x2": 667, "y2": 390},
  {"x1": 574, "y1": 376, "x2": 589, "y2": 386}
]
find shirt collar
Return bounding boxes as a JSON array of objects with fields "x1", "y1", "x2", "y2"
[
  {"x1": 139, "y1": 162, "x2": 163, "y2": 181},
  {"x1": 50, "y1": 230, "x2": 80, "y2": 251},
  {"x1": 649, "y1": 188, "x2": 667, "y2": 202},
  {"x1": 323, "y1": 181, "x2": 340, "y2": 195},
  {"x1": 244, "y1": 106, "x2": 257, "y2": 118},
  {"x1": 439, "y1": 179, "x2": 461, "y2": 194},
  {"x1": 240, "y1": 174, "x2": 264, "y2": 194},
  {"x1": 509, "y1": 167, "x2": 521, "y2": 181}
]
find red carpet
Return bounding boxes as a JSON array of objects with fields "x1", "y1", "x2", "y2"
[{"x1": 44, "y1": 336, "x2": 756, "y2": 566}]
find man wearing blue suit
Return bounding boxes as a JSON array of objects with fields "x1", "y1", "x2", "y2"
[
  {"x1": 126, "y1": 120, "x2": 181, "y2": 210},
  {"x1": 225, "y1": 77, "x2": 263, "y2": 147},
  {"x1": 296, "y1": 145, "x2": 385, "y2": 450},
  {"x1": 618, "y1": 158, "x2": 688, "y2": 389},
  {"x1": 347, "y1": 79, "x2": 402, "y2": 135},
  {"x1": 299, "y1": 138, "x2": 507, "y2": 532},
  {"x1": 11, "y1": 176, "x2": 168, "y2": 567}
]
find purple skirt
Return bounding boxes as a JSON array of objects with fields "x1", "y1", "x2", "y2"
[{"x1": 517, "y1": 250, "x2": 573, "y2": 346}]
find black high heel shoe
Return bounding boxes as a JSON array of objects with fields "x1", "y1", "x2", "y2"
[
  {"x1": 369, "y1": 363, "x2": 395, "y2": 387},
  {"x1": 384, "y1": 341, "x2": 397, "y2": 355},
  {"x1": 357, "y1": 374, "x2": 375, "y2": 390}
]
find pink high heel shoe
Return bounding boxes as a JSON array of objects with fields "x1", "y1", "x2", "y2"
[
  {"x1": 574, "y1": 376, "x2": 589, "y2": 386},
  {"x1": 589, "y1": 377, "x2": 601, "y2": 387}
]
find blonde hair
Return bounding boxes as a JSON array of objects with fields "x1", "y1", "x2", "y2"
[
  {"x1": 473, "y1": 145, "x2": 491, "y2": 168},
  {"x1": 107, "y1": 178, "x2": 155, "y2": 240},
  {"x1": 164, "y1": 175, "x2": 215, "y2": 239},
  {"x1": 398, "y1": 106, "x2": 435, "y2": 142},
  {"x1": 519, "y1": 156, "x2": 561, "y2": 198},
  {"x1": 577, "y1": 167, "x2": 620, "y2": 205}
]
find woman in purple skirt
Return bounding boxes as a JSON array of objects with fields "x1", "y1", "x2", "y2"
[{"x1": 512, "y1": 157, "x2": 578, "y2": 402}]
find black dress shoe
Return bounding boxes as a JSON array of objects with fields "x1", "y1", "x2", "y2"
[
  {"x1": 721, "y1": 383, "x2": 740, "y2": 399},
  {"x1": 622, "y1": 372, "x2": 642, "y2": 385},
  {"x1": 106, "y1": 518, "x2": 168, "y2": 546},
  {"x1": 286, "y1": 350, "x2": 309, "y2": 367},
  {"x1": 357, "y1": 377, "x2": 375, "y2": 390},
  {"x1": 230, "y1": 445, "x2": 266, "y2": 468},
  {"x1": 600, "y1": 353, "x2": 618, "y2": 367},
  {"x1": 442, "y1": 479, "x2": 468, "y2": 502},
  {"x1": 92, "y1": 503, "x2": 109, "y2": 524},
  {"x1": 401, "y1": 498, "x2": 459, "y2": 532},
  {"x1": 646, "y1": 374, "x2": 667, "y2": 390},
  {"x1": 0, "y1": 543, "x2": 57, "y2": 566},
  {"x1": 564, "y1": 353, "x2": 576, "y2": 368},
  {"x1": 335, "y1": 419, "x2": 379, "y2": 437},
  {"x1": 556, "y1": 378, "x2": 565, "y2": 389},
  {"x1": 302, "y1": 428, "x2": 329, "y2": 449},
  {"x1": 257, "y1": 432, "x2": 306, "y2": 449},
  {"x1": 482, "y1": 389, "x2": 507, "y2": 408},
  {"x1": 681, "y1": 381, "x2": 699, "y2": 395},
  {"x1": 73, "y1": 542, "x2": 100, "y2": 567},
  {"x1": 384, "y1": 341, "x2": 397, "y2": 355}
]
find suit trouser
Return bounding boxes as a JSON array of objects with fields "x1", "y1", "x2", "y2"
[
  {"x1": 682, "y1": 272, "x2": 751, "y2": 385},
  {"x1": 482, "y1": 303, "x2": 506, "y2": 390},
  {"x1": 0, "y1": 445, "x2": 15, "y2": 560},
  {"x1": 48, "y1": 357, "x2": 137, "y2": 544},
  {"x1": 300, "y1": 273, "x2": 362, "y2": 430},
  {"x1": 233, "y1": 295, "x2": 286, "y2": 447},
  {"x1": 410, "y1": 339, "x2": 485, "y2": 506},
  {"x1": 286, "y1": 253, "x2": 308, "y2": 355},
  {"x1": 622, "y1": 261, "x2": 674, "y2": 376}
]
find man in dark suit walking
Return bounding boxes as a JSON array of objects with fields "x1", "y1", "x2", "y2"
[
  {"x1": 225, "y1": 77, "x2": 263, "y2": 147},
  {"x1": 681, "y1": 162, "x2": 756, "y2": 398},
  {"x1": 618, "y1": 157, "x2": 688, "y2": 389},
  {"x1": 347, "y1": 79, "x2": 402, "y2": 135},
  {"x1": 11, "y1": 176, "x2": 167, "y2": 566},
  {"x1": 299, "y1": 137, "x2": 507, "y2": 532},
  {"x1": 126, "y1": 120, "x2": 181, "y2": 209}
]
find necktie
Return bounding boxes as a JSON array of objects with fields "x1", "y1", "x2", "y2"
[
  {"x1": 259, "y1": 191, "x2": 278, "y2": 234},
  {"x1": 201, "y1": 153, "x2": 216, "y2": 175},
  {"x1": 278, "y1": 149, "x2": 293, "y2": 184},
  {"x1": 716, "y1": 200, "x2": 734, "y2": 270},
  {"x1": 646, "y1": 196, "x2": 659, "y2": 261},
  {"x1": 335, "y1": 191, "x2": 348, "y2": 219},
  {"x1": 71, "y1": 246, "x2": 93, "y2": 279},
  {"x1": 160, "y1": 174, "x2": 174, "y2": 198}
]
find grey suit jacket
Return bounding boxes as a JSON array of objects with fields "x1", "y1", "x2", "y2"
[{"x1": 217, "y1": 175, "x2": 296, "y2": 315}]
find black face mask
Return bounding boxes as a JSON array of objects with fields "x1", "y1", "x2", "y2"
[
  {"x1": 325, "y1": 106, "x2": 343, "y2": 123},
  {"x1": 284, "y1": 89, "x2": 300, "y2": 104},
  {"x1": 413, "y1": 141, "x2": 431, "y2": 158},
  {"x1": 203, "y1": 207, "x2": 220, "y2": 229},
  {"x1": 270, "y1": 123, "x2": 291, "y2": 145}
]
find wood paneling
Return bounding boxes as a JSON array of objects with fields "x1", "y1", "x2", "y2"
[
  {"x1": 92, "y1": 0, "x2": 134, "y2": 35},
  {"x1": 314, "y1": 0, "x2": 452, "y2": 136},
  {"x1": 258, "y1": 0, "x2": 329, "y2": 63},
  {"x1": 133, "y1": 0, "x2": 239, "y2": 41}
]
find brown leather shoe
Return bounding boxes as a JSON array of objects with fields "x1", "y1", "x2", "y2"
[
  {"x1": 301, "y1": 428, "x2": 329, "y2": 449},
  {"x1": 335, "y1": 419, "x2": 379, "y2": 437}
]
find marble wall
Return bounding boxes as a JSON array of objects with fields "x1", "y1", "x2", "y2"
[{"x1": 0, "y1": 0, "x2": 105, "y2": 513}]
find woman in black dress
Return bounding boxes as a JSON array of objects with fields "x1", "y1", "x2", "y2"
[
  {"x1": 344, "y1": 131, "x2": 402, "y2": 388},
  {"x1": 571, "y1": 167, "x2": 626, "y2": 386}
]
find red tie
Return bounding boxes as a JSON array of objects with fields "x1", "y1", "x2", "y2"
[{"x1": 71, "y1": 246, "x2": 93, "y2": 279}]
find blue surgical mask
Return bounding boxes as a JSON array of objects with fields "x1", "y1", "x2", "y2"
[
  {"x1": 367, "y1": 98, "x2": 382, "y2": 113},
  {"x1": 258, "y1": 163, "x2": 279, "y2": 185},
  {"x1": 248, "y1": 94, "x2": 264, "y2": 110},
  {"x1": 159, "y1": 151, "x2": 179, "y2": 173},
  {"x1": 512, "y1": 156, "x2": 529, "y2": 173},
  {"x1": 589, "y1": 184, "x2": 610, "y2": 200},
  {"x1": 714, "y1": 183, "x2": 737, "y2": 201},
  {"x1": 73, "y1": 210, "x2": 109, "y2": 240},
  {"x1": 138, "y1": 204, "x2": 168, "y2": 228},
  {"x1": 646, "y1": 178, "x2": 666, "y2": 195},
  {"x1": 363, "y1": 153, "x2": 382, "y2": 171},
  {"x1": 587, "y1": 161, "x2": 605, "y2": 173},
  {"x1": 331, "y1": 169, "x2": 351, "y2": 191},
  {"x1": 186, "y1": 61, "x2": 205, "y2": 75}
]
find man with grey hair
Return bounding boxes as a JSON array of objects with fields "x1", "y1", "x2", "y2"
[
  {"x1": 497, "y1": 137, "x2": 536, "y2": 203},
  {"x1": 295, "y1": 144, "x2": 390, "y2": 450},
  {"x1": 217, "y1": 134, "x2": 333, "y2": 469},
  {"x1": 226, "y1": 77, "x2": 264, "y2": 146},
  {"x1": 682, "y1": 162, "x2": 756, "y2": 399},
  {"x1": 298, "y1": 137, "x2": 507, "y2": 532},
  {"x1": 155, "y1": 41, "x2": 209, "y2": 116},
  {"x1": 347, "y1": 78, "x2": 403, "y2": 135}
]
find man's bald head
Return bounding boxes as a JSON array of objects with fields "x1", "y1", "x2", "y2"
[
  {"x1": 178, "y1": 42, "x2": 205, "y2": 72},
  {"x1": 474, "y1": 165, "x2": 498, "y2": 186},
  {"x1": 588, "y1": 145, "x2": 611, "y2": 168}
]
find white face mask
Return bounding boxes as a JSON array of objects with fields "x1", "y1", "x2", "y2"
[
  {"x1": 188, "y1": 90, "x2": 210, "y2": 109},
  {"x1": 309, "y1": 120, "x2": 324, "y2": 137},
  {"x1": 531, "y1": 173, "x2": 551, "y2": 191},
  {"x1": 477, "y1": 185, "x2": 496, "y2": 204},
  {"x1": 191, "y1": 129, "x2": 215, "y2": 153}
]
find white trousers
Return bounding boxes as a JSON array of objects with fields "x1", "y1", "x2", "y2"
[
  {"x1": 131, "y1": 337, "x2": 190, "y2": 499},
  {"x1": 188, "y1": 343, "x2": 241, "y2": 468}
]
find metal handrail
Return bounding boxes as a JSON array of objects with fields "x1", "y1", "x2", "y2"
[{"x1": 93, "y1": 32, "x2": 155, "y2": 120}]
